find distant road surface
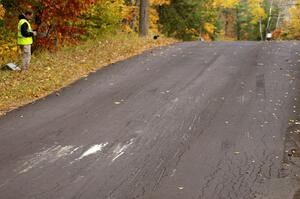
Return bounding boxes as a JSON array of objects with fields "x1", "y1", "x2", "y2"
[{"x1": 1, "y1": 41, "x2": 300, "y2": 199}]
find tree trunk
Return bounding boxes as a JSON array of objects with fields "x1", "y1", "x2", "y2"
[
  {"x1": 276, "y1": 12, "x2": 281, "y2": 29},
  {"x1": 259, "y1": 18, "x2": 263, "y2": 41},
  {"x1": 132, "y1": 2, "x2": 138, "y2": 32},
  {"x1": 266, "y1": 0, "x2": 274, "y2": 32},
  {"x1": 126, "y1": 0, "x2": 138, "y2": 32},
  {"x1": 236, "y1": 7, "x2": 241, "y2": 40},
  {"x1": 139, "y1": 0, "x2": 149, "y2": 37},
  {"x1": 276, "y1": 0, "x2": 283, "y2": 29},
  {"x1": 224, "y1": 10, "x2": 229, "y2": 37}
]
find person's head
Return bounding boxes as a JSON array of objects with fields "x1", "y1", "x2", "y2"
[{"x1": 24, "y1": 10, "x2": 33, "y2": 20}]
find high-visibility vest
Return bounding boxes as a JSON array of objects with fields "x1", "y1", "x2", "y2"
[{"x1": 17, "y1": 19, "x2": 33, "y2": 45}]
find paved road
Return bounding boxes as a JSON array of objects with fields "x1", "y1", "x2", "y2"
[{"x1": 1, "y1": 41, "x2": 300, "y2": 199}]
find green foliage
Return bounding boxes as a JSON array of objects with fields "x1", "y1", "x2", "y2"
[
  {"x1": 82, "y1": 0, "x2": 124, "y2": 37},
  {"x1": 158, "y1": 0, "x2": 219, "y2": 41}
]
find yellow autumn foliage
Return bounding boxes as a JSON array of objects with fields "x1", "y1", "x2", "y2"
[
  {"x1": 0, "y1": 40, "x2": 19, "y2": 66},
  {"x1": 248, "y1": 0, "x2": 266, "y2": 24},
  {"x1": 150, "y1": 8, "x2": 160, "y2": 33},
  {"x1": 151, "y1": 0, "x2": 170, "y2": 6},
  {"x1": 214, "y1": 0, "x2": 239, "y2": 8},
  {"x1": 0, "y1": 4, "x2": 18, "y2": 66},
  {"x1": 204, "y1": 23, "x2": 216, "y2": 34},
  {"x1": 0, "y1": 4, "x2": 5, "y2": 20},
  {"x1": 287, "y1": 0, "x2": 300, "y2": 39}
]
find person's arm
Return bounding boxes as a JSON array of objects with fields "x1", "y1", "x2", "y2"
[{"x1": 20, "y1": 23, "x2": 34, "y2": 37}]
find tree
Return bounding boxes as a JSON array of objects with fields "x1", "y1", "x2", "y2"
[
  {"x1": 82, "y1": 0, "x2": 124, "y2": 37},
  {"x1": 139, "y1": 0, "x2": 149, "y2": 36},
  {"x1": 158, "y1": 0, "x2": 219, "y2": 40},
  {"x1": 215, "y1": 0, "x2": 240, "y2": 39},
  {"x1": 286, "y1": 0, "x2": 300, "y2": 39}
]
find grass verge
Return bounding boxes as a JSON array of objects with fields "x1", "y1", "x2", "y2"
[{"x1": 0, "y1": 34, "x2": 177, "y2": 116}]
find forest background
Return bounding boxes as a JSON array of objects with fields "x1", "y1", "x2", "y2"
[
  {"x1": 1, "y1": 0, "x2": 300, "y2": 64},
  {"x1": 0, "y1": 0, "x2": 300, "y2": 115}
]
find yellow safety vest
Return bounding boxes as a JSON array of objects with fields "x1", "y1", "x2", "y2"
[{"x1": 17, "y1": 19, "x2": 33, "y2": 45}]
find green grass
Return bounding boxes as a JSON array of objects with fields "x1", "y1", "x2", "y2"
[{"x1": 0, "y1": 33, "x2": 177, "y2": 116}]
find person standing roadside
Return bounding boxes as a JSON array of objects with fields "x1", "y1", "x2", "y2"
[{"x1": 17, "y1": 10, "x2": 37, "y2": 71}]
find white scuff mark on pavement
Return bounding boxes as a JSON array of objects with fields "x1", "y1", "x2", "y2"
[
  {"x1": 188, "y1": 114, "x2": 198, "y2": 131},
  {"x1": 246, "y1": 131, "x2": 253, "y2": 139},
  {"x1": 73, "y1": 175, "x2": 85, "y2": 184},
  {"x1": 17, "y1": 145, "x2": 75, "y2": 174},
  {"x1": 273, "y1": 113, "x2": 279, "y2": 120},
  {"x1": 238, "y1": 95, "x2": 245, "y2": 104},
  {"x1": 0, "y1": 179, "x2": 11, "y2": 189},
  {"x1": 70, "y1": 147, "x2": 81, "y2": 154},
  {"x1": 171, "y1": 169, "x2": 177, "y2": 177},
  {"x1": 182, "y1": 133, "x2": 189, "y2": 141},
  {"x1": 77, "y1": 143, "x2": 108, "y2": 160},
  {"x1": 173, "y1": 98, "x2": 179, "y2": 103},
  {"x1": 135, "y1": 130, "x2": 144, "y2": 134},
  {"x1": 241, "y1": 95, "x2": 245, "y2": 104},
  {"x1": 112, "y1": 139, "x2": 135, "y2": 162},
  {"x1": 154, "y1": 114, "x2": 161, "y2": 118}
]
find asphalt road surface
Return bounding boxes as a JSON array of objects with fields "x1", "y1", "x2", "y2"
[{"x1": 1, "y1": 41, "x2": 300, "y2": 199}]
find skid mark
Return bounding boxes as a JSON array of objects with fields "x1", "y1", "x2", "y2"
[
  {"x1": 17, "y1": 145, "x2": 76, "y2": 174},
  {"x1": 76, "y1": 143, "x2": 108, "y2": 160},
  {"x1": 112, "y1": 139, "x2": 135, "y2": 162}
]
